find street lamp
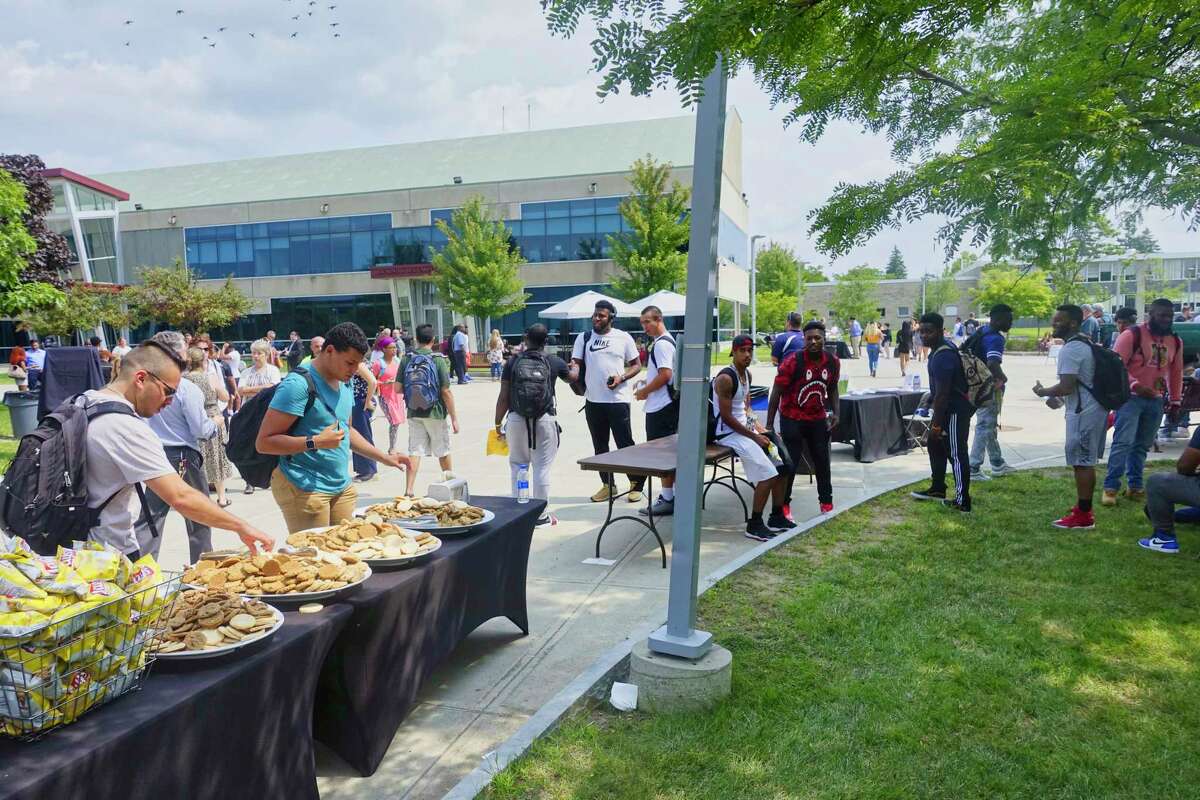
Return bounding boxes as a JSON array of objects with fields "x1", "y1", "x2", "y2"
[{"x1": 749, "y1": 235, "x2": 766, "y2": 362}]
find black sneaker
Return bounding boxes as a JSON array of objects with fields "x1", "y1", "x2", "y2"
[
  {"x1": 767, "y1": 512, "x2": 796, "y2": 531},
  {"x1": 910, "y1": 487, "x2": 947, "y2": 501},
  {"x1": 744, "y1": 518, "x2": 778, "y2": 542},
  {"x1": 942, "y1": 499, "x2": 972, "y2": 513}
]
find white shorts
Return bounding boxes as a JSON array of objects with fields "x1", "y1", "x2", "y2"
[
  {"x1": 409, "y1": 416, "x2": 451, "y2": 458},
  {"x1": 717, "y1": 432, "x2": 779, "y2": 484}
]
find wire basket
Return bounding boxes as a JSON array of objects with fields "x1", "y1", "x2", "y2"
[{"x1": 1, "y1": 571, "x2": 182, "y2": 740}]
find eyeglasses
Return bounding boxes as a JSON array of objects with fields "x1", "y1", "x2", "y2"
[{"x1": 143, "y1": 369, "x2": 177, "y2": 397}]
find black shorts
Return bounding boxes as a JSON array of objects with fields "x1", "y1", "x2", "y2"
[{"x1": 646, "y1": 402, "x2": 680, "y2": 440}]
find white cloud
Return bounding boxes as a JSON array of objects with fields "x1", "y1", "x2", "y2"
[{"x1": 1, "y1": 0, "x2": 1193, "y2": 274}]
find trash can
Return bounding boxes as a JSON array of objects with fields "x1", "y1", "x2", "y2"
[{"x1": 2, "y1": 391, "x2": 39, "y2": 439}]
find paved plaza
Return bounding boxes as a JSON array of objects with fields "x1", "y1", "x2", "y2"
[{"x1": 145, "y1": 349, "x2": 1174, "y2": 799}]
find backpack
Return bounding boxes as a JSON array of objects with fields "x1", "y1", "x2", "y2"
[
  {"x1": 1072, "y1": 335, "x2": 1132, "y2": 412},
  {"x1": 402, "y1": 353, "x2": 442, "y2": 412},
  {"x1": 707, "y1": 366, "x2": 740, "y2": 444},
  {"x1": 648, "y1": 334, "x2": 679, "y2": 404},
  {"x1": 225, "y1": 367, "x2": 320, "y2": 489},
  {"x1": 934, "y1": 340, "x2": 994, "y2": 408},
  {"x1": 510, "y1": 350, "x2": 555, "y2": 422},
  {"x1": 0, "y1": 395, "x2": 158, "y2": 555}
]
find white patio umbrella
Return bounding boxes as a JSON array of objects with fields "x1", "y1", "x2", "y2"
[
  {"x1": 630, "y1": 289, "x2": 687, "y2": 317},
  {"x1": 537, "y1": 290, "x2": 639, "y2": 320}
]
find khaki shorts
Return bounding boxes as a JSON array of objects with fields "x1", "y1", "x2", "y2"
[
  {"x1": 409, "y1": 416, "x2": 451, "y2": 457},
  {"x1": 269, "y1": 468, "x2": 358, "y2": 534}
]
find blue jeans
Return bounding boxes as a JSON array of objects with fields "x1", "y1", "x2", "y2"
[
  {"x1": 969, "y1": 391, "x2": 1007, "y2": 470},
  {"x1": 1104, "y1": 396, "x2": 1163, "y2": 491},
  {"x1": 866, "y1": 343, "x2": 879, "y2": 374},
  {"x1": 490, "y1": 362, "x2": 502, "y2": 379}
]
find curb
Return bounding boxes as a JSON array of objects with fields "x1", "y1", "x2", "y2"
[{"x1": 442, "y1": 451, "x2": 1067, "y2": 799}]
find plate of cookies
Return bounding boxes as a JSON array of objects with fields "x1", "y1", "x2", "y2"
[
  {"x1": 289, "y1": 515, "x2": 442, "y2": 568},
  {"x1": 361, "y1": 497, "x2": 494, "y2": 536},
  {"x1": 182, "y1": 549, "x2": 373, "y2": 601},
  {"x1": 151, "y1": 589, "x2": 284, "y2": 660}
]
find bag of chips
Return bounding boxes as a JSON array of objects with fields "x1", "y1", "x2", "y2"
[
  {"x1": 0, "y1": 611, "x2": 49, "y2": 640},
  {"x1": 0, "y1": 594, "x2": 66, "y2": 615},
  {"x1": 122, "y1": 555, "x2": 167, "y2": 614},
  {"x1": 56, "y1": 547, "x2": 121, "y2": 582},
  {"x1": 0, "y1": 534, "x2": 34, "y2": 562},
  {"x1": 0, "y1": 562, "x2": 48, "y2": 600}
]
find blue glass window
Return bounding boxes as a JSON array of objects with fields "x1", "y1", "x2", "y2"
[
  {"x1": 185, "y1": 228, "x2": 199, "y2": 243},
  {"x1": 371, "y1": 214, "x2": 392, "y2": 230},
  {"x1": 545, "y1": 201, "x2": 570, "y2": 218},
  {"x1": 595, "y1": 196, "x2": 621, "y2": 214},
  {"x1": 197, "y1": 226, "x2": 217, "y2": 242},
  {"x1": 351, "y1": 215, "x2": 373, "y2": 232},
  {"x1": 185, "y1": 242, "x2": 200, "y2": 264},
  {"x1": 521, "y1": 202, "x2": 545, "y2": 219},
  {"x1": 328, "y1": 216, "x2": 351, "y2": 234},
  {"x1": 570, "y1": 199, "x2": 594, "y2": 216},
  {"x1": 571, "y1": 217, "x2": 595, "y2": 234},
  {"x1": 310, "y1": 235, "x2": 331, "y2": 272},
  {"x1": 331, "y1": 233, "x2": 352, "y2": 270},
  {"x1": 308, "y1": 217, "x2": 329, "y2": 235},
  {"x1": 352, "y1": 231, "x2": 372, "y2": 269},
  {"x1": 289, "y1": 235, "x2": 311, "y2": 274},
  {"x1": 214, "y1": 225, "x2": 235, "y2": 239},
  {"x1": 237, "y1": 240, "x2": 254, "y2": 278},
  {"x1": 270, "y1": 238, "x2": 290, "y2": 275},
  {"x1": 596, "y1": 214, "x2": 620, "y2": 234},
  {"x1": 267, "y1": 222, "x2": 289, "y2": 237},
  {"x1": 199, "y1": 241, "x2": 218, "y2": 264},
  {"x1": 372, "y1": 230, "x2": 392, "y2": 264},
  {"x1": 288, "y1": 220, "x2": 308, "y2": 236},
  {"x1": 254, "y1": 238, "x2": 271, "y2": 276}
]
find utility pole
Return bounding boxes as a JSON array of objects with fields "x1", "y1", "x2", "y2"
[
  {"x1": 647, "y1": 57, "x2": 727, "y2": 660},
  {"x1": 749, "y1": 234, "x2": 766, "y2": 363}
]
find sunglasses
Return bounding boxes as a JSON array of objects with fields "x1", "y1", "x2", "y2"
[{"x1": 143, "y1": 369, "x2": 177, "y2": 397}]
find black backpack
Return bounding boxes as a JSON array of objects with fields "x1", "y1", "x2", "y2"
[
  {"x1": 509, "y1": 351, "x2": 555, "y2": 449},
  {"x1": 707, "y1": 366, "x2": 740, "y2": 444},
  {"x1": 1072, "y1": 335, "x2": 1132, "y2": 411},
  {"x1": 648, "y1": 334, "x2": 679, "y2": 403},
  {"x1": 0, "y1": 395, "x2": 158, "y2": 556},
  {"x1": 226, "y1": 366, "x2": 320, "y2": 489}
]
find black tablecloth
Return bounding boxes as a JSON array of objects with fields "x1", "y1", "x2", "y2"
[
  {"x1": 313, "y1": 496, "x2": 543, "y2": 776},
  {"x1": 834, "y1": 390, "x2": 925, "y2": 462},
  {"x1": 0, "y1": 606, "x2": 351, "y2": 800}
]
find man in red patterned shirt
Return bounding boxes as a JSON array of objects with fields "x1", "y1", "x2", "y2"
[{"x1": 768, "y1": 321, "x2": 841, "y2": 518}]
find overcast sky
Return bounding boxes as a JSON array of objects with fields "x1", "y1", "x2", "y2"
[{"x1": 2, "y1": 0, "x2": 1195, "y2": 275}]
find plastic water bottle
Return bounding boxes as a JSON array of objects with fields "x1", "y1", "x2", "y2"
[{"x1": 516, "y1": 465, "x2": 530, "y2": 504}]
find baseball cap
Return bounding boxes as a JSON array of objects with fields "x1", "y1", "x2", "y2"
[{"x1": 731, "y1": 334, "x2": 755, "y2": 350}]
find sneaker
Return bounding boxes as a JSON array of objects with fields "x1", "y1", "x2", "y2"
[
  {"x1": 942, "y1": 499, "x2": 972, "y2": 513},
  {"x1": 590, "y1": 485, "x2": 613, "y2": 503},
  {"x1": 767, "y1": 512, "x2": 796, "y2": 531},
  {"x1": 910, "y1": 487, "x2": 947, "y2": 501},
  {"x1": 970, "y1": 469, "x2": 992, "y2": 481},
  {"x1": 627, "y1": 489, "x2": 644, "y2": 503},
  {"x1": 243, "y1": 485, "x2": 255, "y2": 495},
  {"x1": 1138, "y1": 533, "x2": 1179, "y2": 554},
  {"x1": 989, "y1": 463, "x2": 1018, "y2": 477},
  {"x1": 639, "y1": 497, "x2": 675, "y2": 517},
  {"x1": 819, "y1": 502, "x2": 834, "y2": 514},
  {"x1": 1101, "y1": 489, "x2": 1118, "y2": 506},
  {"x1": 1126, "y1": 488, "x2": 1146, "y2": 501},
  {"x1": 535, "y1": 513, "x2": 555, "y2": 527},
  {"x1": 744, "y1": 518, "x2": 777, "y2": 542},
  {"x1": 1052, "y1": 507, "x2": 1095, "y2": 529}
]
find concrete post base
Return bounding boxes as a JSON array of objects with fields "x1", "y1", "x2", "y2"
[{"x1": 629, "y1": 640, "x2": 732, "y2": 713}]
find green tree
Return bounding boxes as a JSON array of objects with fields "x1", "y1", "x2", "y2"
[
  {"x1": 124, "y1": 260, "x2": 254, "y2": 334},
  {"x1": 916, "y1": 275, "x2": 961, "y2": 317},
  {"x1": 754, "y1": 243, "x2": 799, "y2": 295},
  {"x1": 544, "y1": 1, "x2": 1200, "y2": 266},
  {"x1": 754, "y1": 290, "x2": 795, "y2": 333},
  {"x1": 885, "y1": 246, "x2": 907, "y2": 279},
  {"x1": 970, "y1": 267, "x2": 1055, "y2": 321},
  {"x1": 944, "y1": 250, "x2": 981, "y2": 276},
  {"x1": 829, "y1": 266, "x2": 881, "y2": 327},
  {"x1": 608, "y1": 156, "x2": 691, "y2": 300},
  {"x1": 1141, "y1": 257, "x2": 1184, "y2": 303},
  {"x1": 1118, "y1": 218, "x2": 1160, "y2": 254},
  {"x1": 0, "y1": 168, "x2": 63, "y2": 315},
  {"x1": 1041, "y1": 213, "x2": 1121, "y2": 305},
  {"x1": 22, "y1": 283, "x2": 130, "y2": 339},
  {"x1": 431, "y1": 196, "x2": 529, "y2": 347}
]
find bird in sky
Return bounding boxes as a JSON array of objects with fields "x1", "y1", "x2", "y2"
[
  {"x1": 217, "y1": 26, "x2": 227, "y2": 32},
  {"x1": 329, "y1": 4, "x2": 337, "y2": 9},
  {"x1": 330, "y1": 22, "x2": 339, "y2": 27},
  {"x1": 124, "y1": 41, "x2": 131, "y2": 46},
  {"x1": 307, "y1": 11, "x2": 313, "y2": 15},
  {"x1": 208, "y1": 41, "x2": 216, "y2": 48},
  {"x1": 248, "y1": 32, "x2": 256, "y2": 38},
  {"x1": 333, "y1": 33, "x2": 341, "y2": 38},
  {"x1": 291, "y1": 14, "x2": 299, "y2": 19},
  {"x1": 123, "y1": 19, "x2": 133, "y2": 25},
  {"x1": 290, "y1": 31, "x2": 299, "y2": 38},
  {"x1": 202, "y1": 34, "x2": 209, "y2": 40},
  {"x1": 176, "y1": 9, "x2": 184, "y2": 14}
]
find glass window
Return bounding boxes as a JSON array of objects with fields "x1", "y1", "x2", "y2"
[
  {"x1": 72, "y1": 185, "x2": 116, "y2": 212},
  {"x1": 547, "y1": 218, "x2": 570, "y2": 236},
  {"x1": 51, "y1": 184, "x2": 69, "y2": 215},
  {"x1": 574, "y1": 236, "x2": 604, "y2": 260},
  {"x1": 571, "y1": 216, "x2": 595, "y2": 234},
  {"x1": 254, "y1": 238, "x2": 271, "y2": 276},
  {"x1": 328, "y1": 216, "x2": 350, "y2": 233},
  {"x1": 197, "y1": 226, "x2": 218, "y2": 241},
  {"x1": 412, "y1": 226, "x2": 432, "y2": 243},
  {"x1": 235, "y1": 224, "x2": 255, "y2": 239},
  {"x1": 507, "y1": 221, "x2": 522, "y2": 237},
  {"x1": 351, "y1": 215, "x2": 374, "y2": 232},
  {"x1": 237, "y1": 240, "x2": 254, "y2": 277},
  {"x1": 288, "y1": 220, "x2": 308, "y2": 236},
  {"x1": 518, "y1": 236, "x2": 543, "y2": 263},
  {"x1": 331, "y1": 233, "x2": 352, "y2": 270},
  {"x1": 545, "y1": 201, "x2": 570, "y2": 218},
  {"x1": 898, "y1": 306, "x2": 909, "y2": 318},
  {"x1": 218, "y1": 240, "x2": 237, "y2": 265},
  {"x1": 251, "y1": 223, "x2": 270, "y2": 238},
  {"x1": 48, "y1": 219, "x2": 78, "y2": 261},
  {"x1": 289, "y1": 235, "x2": 311, "y2": 274},
  {"x1": 310, "y1": 235, "x2": 331, "y2": 272},
  {"x1": 372, "y1": 230, "x2": 392, "y2": 264},
  {"x1": 81, "y1": 218, "x2": 116, "y2": 259},
  {"x1": 268, "y1": 222, "x2": 289, "y2": 237},
  {"x1": 214, "y1": 225, "x2": 235, "y2": 239},
  {"x1": 186, "y1": 242, "x2": 200, "y2": 266},
  {"x1": 521, "y1": 202, "x2": 545, "y2": 219},
  {"x1": 185, "y1": 228, "x2": 199, "y2": 243},
  {"x1": 521, "y1": 219, "x2": 545, "y2": 237},
  {"x1": 546, "y1": 234, "x2": 570, "y2": 262},
  {"x1": 595, "y1": 196, "x2": 621, "y2": 215},
  {"x1": 570, "y1": 199, "x2": 594, "y2": 216},
  {"x1": 1100, "y1": 270, "x2": 1112, "y2": 282},
  {"x1": 199, "y1": 241, "x2": 218, "y2": 264},
  {"x1": 596, "y1": 214, "x2": 620, "y2": 234},
  {"x1": 372, "y1": 214, "x2": 392, "y2": 230},
  {"x1": 351, "y1": 232, "x2": 372, "y2": 268},
  {"x1": 308, "y1": 217, "x2": 329, "y2": 235},
  {"x1": 270, "y1": 237, "x2": 290, "y2": 276}
]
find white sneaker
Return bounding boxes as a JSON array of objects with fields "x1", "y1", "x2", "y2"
[
  {"x1": 989, "y1": 463, "x2": 1018, "y2": 477},
  {"x1": 969, "y1": 469, "x2": 992, "y2": 481}
]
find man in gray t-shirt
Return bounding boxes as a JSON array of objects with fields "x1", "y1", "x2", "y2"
[{"x1": 1035, "y1": 304, "x2": 1109, "y2": 530}]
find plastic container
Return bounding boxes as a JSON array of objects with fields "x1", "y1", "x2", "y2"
[
  {"x1": 516, "y1": 465, "x2": 530, "y2": 504},
  {"x1": 2, "y1": 390, "x2": 39, "y2": 439}
]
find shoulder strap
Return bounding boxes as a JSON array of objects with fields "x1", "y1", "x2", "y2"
[
  {"x1": 648, "y1": 334, "x2": 673, "y2": 369},
  {"x1": 80, "y1": 400, "x2": 160, "y2": 540}
]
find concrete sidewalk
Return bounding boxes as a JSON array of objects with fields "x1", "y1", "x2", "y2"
[{"x1": 145, "y1": 352, "x2": 1172, "y2": 798}]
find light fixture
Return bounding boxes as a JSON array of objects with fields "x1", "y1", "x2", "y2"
[
  {"x1": 588, "y1": 182, "x2": 597, "y2": 193},
  {"x1": 167, "y1": 215, "x2": 177, "y2": 226},
  {"x1": 452, "y1": 176, "x2": 463, "y2": 184},
  {"x1": 320, "y1": 202, "x2": 330, "y2": 214},
  {"x1": 134, "y1": 203, "x2": 143, "y2": 210}
]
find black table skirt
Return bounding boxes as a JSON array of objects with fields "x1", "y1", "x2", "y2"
[
  {"x1": 313, "y1": 496, "x2": 543, "y2": 776},
  {"x1": 0, "y1": 606, "x2": 351, "y2": 800},
  {"x1": 834, "y1": 391, "x2": 925, "y2": 462}
]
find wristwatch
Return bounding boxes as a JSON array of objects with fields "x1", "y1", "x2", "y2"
[{"x1": 305, "y1": 434, "x2": 316, "y2": 451}]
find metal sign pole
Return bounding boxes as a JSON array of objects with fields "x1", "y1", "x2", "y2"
[{"x1": 647, "y1": 58, "x2": 727, "y2": 660}]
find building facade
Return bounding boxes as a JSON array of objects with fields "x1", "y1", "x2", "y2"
[{"x1": 88, "y1": 114, "x2": 750, "y2": 343}]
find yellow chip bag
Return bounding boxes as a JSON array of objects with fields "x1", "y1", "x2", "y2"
[
  {"x1": 0, "y1": 593, "x2": 66, "y2": 615},
  {"x1": 0, "y1": 611, "x2": 49, "y2": 640},
  {"x1": 15, "y1": 556, "x2": 88, "y2": 597},
  {"x1": 56, "y1": 547, "x2": 121, "y2": 582},
  {"x1": 0, "y1": 533, "x2": 35, "y2": 562},
  {"x1": 82, "y1": 581, "x2": 132, "y2": 625},
  {"x1": 2, "y1": 641, "x2": 57, "y2": 675},
  {"x1": 0, "y1": 562, "x2": 48, "y2": 600},
  {"x1": 0, "y1": 683, "x2": 53, "y2": 724},
  {"x1": 55, "y1": 630, "x2": 107, "y2": 666},
  {"x1": 122, "y1": 555, "x2": 167, "y2": 613},
  {"x1": 57, "y1": 679, "x2": 107, "y2": 725}
]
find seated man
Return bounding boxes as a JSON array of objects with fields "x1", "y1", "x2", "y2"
[
  {"x1": 712, "y1": 334, "x2": 794, "y2": 541},
  {"x1": 1139, "y1": 425, "x2": 1200, "y2": 554}
]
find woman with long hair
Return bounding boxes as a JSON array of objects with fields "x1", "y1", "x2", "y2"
[
  {"x1": 863, "y1": 322, "x2": 882, "y2": 377},
  {"x1": 486, "y1": 329, "x2": 505, "y2": 381},
  {"x1": 895, "y1": 320, "x2": 913, "y2": 377},
  {"x1": 183, "y1": 347, "x2": 234, "y2": 507},
  {"x1": 369, "y1": 337, "x2": 407, "y2": 455}
]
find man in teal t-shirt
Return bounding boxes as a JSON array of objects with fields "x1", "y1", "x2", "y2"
[{"x1": 256, "y1": 322, "x2": 411, "y2": 533}]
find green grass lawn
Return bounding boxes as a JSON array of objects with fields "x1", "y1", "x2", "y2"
[
  {"x1": 488, "y1": 466, "x2": 1200, "y2": 800},
  {"x1": 0, "y1": 401, "x2": 14, "y2": 472}
]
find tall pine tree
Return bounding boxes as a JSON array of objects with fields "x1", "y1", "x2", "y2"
[{"x1": 885, "y1": 246, "x2": 907, "y2": 279}]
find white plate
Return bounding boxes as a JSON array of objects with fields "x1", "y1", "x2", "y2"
[
  {"x1": 153, "y1": 606, "x2": 285, "y2": 660},
  {"x1": 391, "y1": 508, "x2": 495, "y2": 535},
  {"x1": 184, "y1": 563, "x2": 372, "y2": 602},
  {"x1": 290, "y1": 526, "x2": 443, "y2": 567}
]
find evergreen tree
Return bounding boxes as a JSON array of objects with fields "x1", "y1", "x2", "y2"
[{"x1": 885, "y1": 246, "x2": 907, "y2": 279}]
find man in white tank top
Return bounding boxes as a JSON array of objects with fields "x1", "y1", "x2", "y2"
[{"x1": 712, "y1": 335, "x2": 795, "y2": 541}]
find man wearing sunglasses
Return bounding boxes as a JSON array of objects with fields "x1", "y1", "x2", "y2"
[{"x1": 80, "y1": 335, "x2": 274, "y2": 560}]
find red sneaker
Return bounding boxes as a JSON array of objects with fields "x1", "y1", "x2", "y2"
[
  {"x1": 819, "y1": 502, "x2": 834, "y2": 514},
  {"x1": 782, "y1": 503, "x2": 794, "y2": 523},
  {"x1": 1052, "y1": 507, "x2": 1095, "y2": 529}
]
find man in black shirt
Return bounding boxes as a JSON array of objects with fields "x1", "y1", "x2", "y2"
[{"x1": 494, "y1": 324, "x2": 578, "y2": 525}]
